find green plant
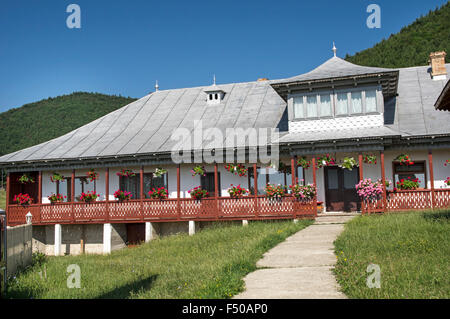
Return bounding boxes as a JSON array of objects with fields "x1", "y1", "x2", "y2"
[
  {"x1": 116, "y1": 169, "x2": 136, "y2": 178},
  {"x1": 289, "y1": 184, "x2": 316, "y2": 201},
  {"x1": 224, "y1": 164, "x2": 248, "y2": 177},
  {"x1": 297, "y1": 157, "x2": 311, "y2": 169},
  {"x1": 153, "y1": 168, "x2": 167, "y2": 178},
  {"x1": 50, "y1": 172, "x2": 64, "y2": 183},
  {"x1": 316, "y1": 154, "x2": 336, "y2": 168},
  {"x1": 395, "y1": 177, "x2": 420, "y2": 190},
  {"x1": 113, "y1": 190, "x2": 133, "y2": 201},
  {"x1": 395, "y1": 154, "x2": 414, "y2": 166},
  {"x1": 264, "y1": 184, "x2": 285, "y2": 199},
  {"x1": 188, "y1": 186, "x2": 209, "y2": 200},
  {"x1": 339, "y1": 157, "x2": 358, "y2": 170},
  {"x1": 87, "y1": 169, "x2": 98, "y2": 182},
  {"x1": 227, "y1": 184, "x2": 249, "y2": 198},
  {"x1": 363, "y1": 154, "x2": 377, "y2": 164},
  {"x1": 80, "y1": 191, "x2": 99, "y2": 202},
  {"x1": 47, "y1": 193, "x2": 65, "y2": 203},
  {"x1": 18, "y1": 173, "x2": 35, "y2": 184},
  {"x1": 148, "y1": 187, "x2": 168, "y2": 199},
  {"x1": 13, "y1": 193, "x2": 33, "y2": 205},
  {"x1": 191, "y1": 165, "x2": 206, "y2": 177},
  {"x1": 32, "y1": 252, "x2": 47, "y2": 267}
]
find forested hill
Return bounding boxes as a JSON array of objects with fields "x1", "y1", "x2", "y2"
[
  {"x1": 0, "y1": 92, "x2": 137, "y2": 157},
  {"x1": 345, "y1": 2, "x2": 450, "y2": 68}
]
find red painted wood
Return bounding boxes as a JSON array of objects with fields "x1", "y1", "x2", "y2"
[
  {"x1": 253, "y1": 163, "x2": 258, "y2": 217},
  {"x1": 358, "y1": 153, "x2": 364, "y2": 214},
  {"x1": 214, "y1": 163, "x2": 219, "y2": 218},
  {"x1": 177, "y1": 164, "x2": 181, "y2": 217},
  {"x1": 38, "y1": 171, "x2": 42, "y2": 204},
  {"x1": 428, "y1": 150, "x2": 435, "y2": 208},
  {"x1": 291, "y1": 157, "x2": 296, "y2": 186},
  {"x1": 140, "y1": 165, "x2": 144, "y2": 221},
  {"x1": 380, "y1": 151, "x2": 387, "y2": 212},
  {"x1": 312, "y1": 157, "x2": 317, "y2": 216},
  {"x1": 105, "y1": 168, "x2": 110, "y2": 222}
]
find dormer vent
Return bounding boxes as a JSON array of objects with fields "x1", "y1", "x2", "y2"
[{"x1": 204, "y1": 75, "x2": 225, "y2": 105}]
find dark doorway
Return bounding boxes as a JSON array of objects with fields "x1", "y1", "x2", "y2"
[
  {"x1": 9, "y1": 172, "x2": 39, "y2": 204},
  {"x1": 324, "y1": 167, "x2": 360, "y2": 212},
  {"x1": 126, "y1": 223, "x2": 146, "y2": 245},
  {"x1": 201, "y1": 172, "x2": 221, "y2": 197}
]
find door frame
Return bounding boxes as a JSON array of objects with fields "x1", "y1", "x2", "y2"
[{"x1": 324, "y1": 166, "x2": 360, "y2": 212}]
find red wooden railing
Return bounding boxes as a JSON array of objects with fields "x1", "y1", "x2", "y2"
[
  {"x1": 363, "y1": 189, "x2": 450, "y2": 214},
  {"x1": 6, "y1": 195, "x2": 317, "y2": 226}
]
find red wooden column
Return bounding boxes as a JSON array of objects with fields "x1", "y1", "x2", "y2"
[
  {"x1": 177, "y1": 164, "x2": 181, "y2": 218},
  {"x1": 214, "y1": 163, "x2": 219, "y2": 219},
  {"x1": 5, "y1": 172, "x2": 10, "y2": 216},
  {"x1": 358, "y1": 153, "x2": 365, "y2": 214},
  {"x1": 380, "y1": 151, "x2": 387, "y2": 213},
  {"x1": 71, "y1": 169, "x2": 75, "y2": 222},
  {"x1": 38, "y1": 171, "x2": 42, "y2": 204},
  {"x1": 291, "y1": 157, "x2": 296, "y2": 186},
  {"x1": 428, "y1": 150, "x2": 435, "y2": 208},
  {"x1": 140, "y1": 165, "x2": 144, "y2": 221},
  {"x1": 37, "y1": 171, "x2": 42, "y2": 223},
  {"x1": 253, "y1": 163, "x2": 258, "y2": 218},
  {"x1": 312, "y1": 157, "x2": 317, "y2": 216},
  {"x1": 105, "y1": 168, "x2": 109, "y2": 222}
]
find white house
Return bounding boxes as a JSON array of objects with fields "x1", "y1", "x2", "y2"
[{"x1": 1, "y1": 48, "x2": 449, "y2": 255}]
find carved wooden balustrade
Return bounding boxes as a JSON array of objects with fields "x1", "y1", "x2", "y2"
[{"x1": 6, "y1": 195, "x2": 317, "y2": 226}]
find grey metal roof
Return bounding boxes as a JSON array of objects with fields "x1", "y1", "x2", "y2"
[
  {"x1": 0, "y1": 81, "x2": 286, "y2": 164},
  {"x1": 271, "y1": 56, "x2": 395, "y2": 84},
  {"x1": 435, "y1": 79, "x2": 450, "y2": 111},
  {"x1": 386, "y1": 64, "x2": 450, "y2": 135},
  {"x1": 1, "y1": 60, "x2": 449, "y2": 166}
]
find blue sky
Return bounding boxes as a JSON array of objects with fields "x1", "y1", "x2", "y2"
[{"x1": 0, "y1": 0, "x2": 448, "y2": 112}]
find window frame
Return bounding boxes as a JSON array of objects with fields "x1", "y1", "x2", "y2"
[
  {"x1": 392, "y1": 160, "x2": 428, "y2": 190},
  {"x1": 289, "y1": 85, "x2": 382, "y2": 121}
]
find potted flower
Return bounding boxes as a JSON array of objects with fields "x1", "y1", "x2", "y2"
[
  {"x1": 445, "y1": 177, "x2": 450, "y2": 186},
  {"x1": 265, "y1": 184, "x2": 285, "y2": 202},
  {"x1": 116, "y1": 169, "x2": 136, "y2": 178},
  {"x1": 148, "y1": 187, "x2": 168, "y2": 200},
  {"x1": 80, "y1": 191, "x2": 99, "y2": 203},
  {"x1": 13, "y1": 193, "x2": 33, "y2": 205},
  {"x1": 153, "y1": 168, "x2": 167, "y2": 178},
  {"x1": 191, "y1": 165, "x2": 206, "y2": 177},
  {"x1": 289, "y1": 184, "x2": 316, "y2": 202},
  {"x1": 395, "y1": 154, "x2": 414, "y2": 166},
  {"x1": 363, "y1": 154, "x2": 377, "y2": 164},
  {"x1": 297, "y1": 157, "x2": 311, "y2": 169},
  {"x1": 87, "y1": 169, "x2": 98, "y2": 182},
  {"x1": 113, "y1": 190, "x2": 133, "y2": 202},
  {"x1": 316, "y1": 154, "x2": 336, "y2": 168},
  {"x1": 338, "y1": 157, "x2": 358, "y2": 170},
  {"x1": 188, "y1": 186, "x2": 209, "y2": 200},
  {"x1": 355, "y1": 179, "x2": 383, "y2": 203},
  {"x1": 445, "y1": 159, "x2": 450, "y2": 167},
  {"x1": 227, "y1": 184, "x2": 249, "y2": 198},
  {"x1": 394, "y1": 177, "x2": 420, "y2": 191},
  {"x1": 50, "y1": 172, "x2": 65, "y2": 183},
  {"x1": 224, "y1": 164, "x2": 248, "y2": 177},
  {"x1": 47, "y1": 193, "x2": 66, "y2": 204},
  {"x1": 18, "y1": 173, "x2": 35, "y2": 184}
]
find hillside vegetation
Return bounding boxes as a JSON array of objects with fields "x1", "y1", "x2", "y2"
[
  {"x1": 345, "y1": 3, "x2": 450, "y2": 68},
  {"x1": 0, "y1": 92, "x2": 136, "y2": 157}
]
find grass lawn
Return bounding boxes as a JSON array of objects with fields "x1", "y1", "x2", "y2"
[
  {"x1": 334, "y1": 210, "x2": 450, "y2": 299},
  {"x1": 6, "y1": 219, "x2": 312, "y2": 299},
  {"x1": 0, "y1": 189, "x2": 5, "y2": 210}
]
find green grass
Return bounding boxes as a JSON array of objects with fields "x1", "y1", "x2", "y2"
[
  {"x1": 334, "y1": 210, "x2": 450, "y2": 299},
  {"x1": 6, "y1": 220, "x2": 312, "y2": 299},
  {"x1": 0, "y1": 189, "x2": 5, "y2": 210}
]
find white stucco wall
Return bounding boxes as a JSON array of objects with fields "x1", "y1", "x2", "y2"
[{"x1": 37, "y1": 149, "x2": 449, "y2": 204}]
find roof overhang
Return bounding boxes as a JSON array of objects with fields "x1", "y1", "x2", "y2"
[
  {"x1": 271, "y1": 71, "x2": 399, "y2": 101},
  {"x1": 434, "y1": 79, "x2": 450, "y2": 111}
]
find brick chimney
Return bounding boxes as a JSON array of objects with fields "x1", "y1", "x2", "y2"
[
  {"x1": 429, "y1": 51, "x2": 447, "y2": 80},
  {"x1": 257, "y1": 78, "x2": 269, "y2": 81}
]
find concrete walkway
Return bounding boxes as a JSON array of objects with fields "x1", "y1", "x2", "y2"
[{"x1": 234, "y1": 215, "x2": 356, "y2": 299}]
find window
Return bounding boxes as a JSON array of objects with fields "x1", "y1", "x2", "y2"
[
  {"x1": 319, "y1": 94, "x2": 332, "y2": 117},
  {"x1": 350, "y1": 91, "x2": 362, "y2": 114},
  {"x1": 336, "y1": 93, "x2": 348, "y2": 115},
  {"x1": 120, "y1": 173, "x2": 168, "y2": 199},
  {"x1": 306, "y1": 95, "x2": 318, "y2": 118},
  {"x1": 248, "y1": 165, "x2": 303, "y2": 195},
  {"x1": 291, "y1": 87, "x2": 380, "y2": 119},
  {"x1": 293, "y1": 96, "x2": 304, "y2": 119},
  {"x1": 201, "y1": 172, "x2": 220, "y2": 197},
  {"x1": 365, "y1": 90, "x2": 377, "y2": 113},
  {"x1": 393, "y1": 161, "x2": 426, "y2": 189},
  {"x1": 74, "y1": 177, "x2": 95, "y2": 201}
]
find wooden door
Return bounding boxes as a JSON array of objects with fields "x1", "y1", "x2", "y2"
[
  {"x1": 324, "y1": 167, "x2": 360, "y2": 212},
  {"x1": 126, "y1": 223, "x2": 146, "y2": 245},
  {"x1": 201, "y1": 172, "x2": 221, "y2": 197}
]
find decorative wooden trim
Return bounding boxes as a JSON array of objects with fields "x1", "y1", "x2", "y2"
[
  {"x1": 428, "y1": 150, "x2": 435, "y2": 208},
  {"x1": 140, "y1": 165, "x2": 144, "y2": 221},
  {"x1": 380, "y1": 151, "x2": 387, "y2": 212},
  {"x1": 105, "y1": 168, "x2": 110, "y2": 222},
  {"x1": 38, "y1": 171, "x2": 42, "y2": 204},
  {"x1": 291, "y1": 157, "x2": 296, "y2": 185}
]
